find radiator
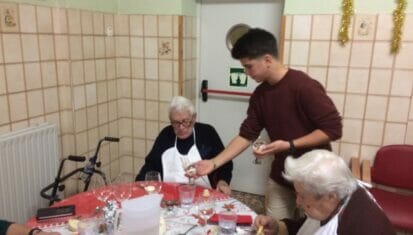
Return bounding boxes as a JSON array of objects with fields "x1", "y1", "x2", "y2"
[{"x1": 0, "y1": 123, "x2": 59, "y2": 223}]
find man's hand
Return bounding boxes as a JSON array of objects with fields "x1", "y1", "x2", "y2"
[
  {"x1": 194, "y1": 160, "x2": 215, "y2": 176},
  {"x1": 253, "y1": 140, "x2": 289, "y2": 158},
  {"x1": 216, "y1": 180, "x2": 231, "y2": 195},
  {"x1": 254, "y1": 215, "x2": 279, "y2": 235}
]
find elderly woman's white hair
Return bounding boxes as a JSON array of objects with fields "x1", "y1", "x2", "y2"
[
  {"x1": 169, "y1": 96, "x2": 196, "y2": 116},
  {"x1": 283, "y1": 150, "x2": 357, "y2": 199}
]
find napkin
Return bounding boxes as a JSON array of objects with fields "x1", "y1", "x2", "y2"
[{"x1": 208, "y1": 214, "x2": 253, "y2": 225}]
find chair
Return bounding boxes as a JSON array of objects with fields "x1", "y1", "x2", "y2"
[{"x1": 360, "y1": 145, "x2": 413, "y2": 232}]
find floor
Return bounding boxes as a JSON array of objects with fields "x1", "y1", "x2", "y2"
[{"x1": 231, "y1": 190, "x2": 266, "y2": 215}]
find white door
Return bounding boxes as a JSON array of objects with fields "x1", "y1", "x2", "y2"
[{"x1": 197, "y1": 0, "x2": 285, "y2": 194}]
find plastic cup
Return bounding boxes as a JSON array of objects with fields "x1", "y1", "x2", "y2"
[
  {"x1": 178, "y1": 184, "x2": 196, "y2": 208},
  {"x1": 218, "y1": 211, "x2": 237, "y2": 234}
]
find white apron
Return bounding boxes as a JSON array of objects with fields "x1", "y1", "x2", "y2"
[{"x1": 161, "y1": 129, "x2": 212, "y2": 188}]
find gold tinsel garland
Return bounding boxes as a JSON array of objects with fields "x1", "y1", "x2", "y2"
[
  {"x1": 391, "y1": 0, "x2": 407, "y2": 54},
  {"x1": 338, "y1": 0, "x2": 353, "y2": 45}
]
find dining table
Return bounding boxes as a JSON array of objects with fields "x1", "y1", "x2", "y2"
[{"x1": 27, "y1": 182, "x2": 257, "y2": 234}]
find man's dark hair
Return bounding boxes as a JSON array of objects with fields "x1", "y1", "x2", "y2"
[{"x1": 231, "y1": 28, "x2": 278, "y2": 59}]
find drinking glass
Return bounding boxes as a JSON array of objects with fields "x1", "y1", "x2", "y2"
[
  {"x1": 218, "y1": 211, "x2": 237, "y2": 234},
  {"x1": 90, "y1": 176, "x2": 112, "y2": 203},
  {"x1": 144, "y1": 171, "x2": 162, "y2": 194},
  {"x1": 178, "y1": 184, "x2": 196, "y2": 209},
  {"x1": 198, "y1": 199, "x2": 215, "y2": 226},
  {"x1": 114, "y1": 183, "x2": 132, "y2": 206},
  {"x1": 252, "y1": 136, "x2": 268, "y2": 164}
]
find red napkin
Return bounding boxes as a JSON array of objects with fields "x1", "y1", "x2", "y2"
[{"x1": 208, "y1": 214, "x2": 253, "y2": 225}]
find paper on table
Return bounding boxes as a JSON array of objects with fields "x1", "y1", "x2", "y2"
[{"x1": 119, "y1": 194, "x2": 163, "y2": 235}]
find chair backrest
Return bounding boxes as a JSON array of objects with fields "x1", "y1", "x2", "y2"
[{"x1": 371, "y1": 145, "x2": 413, "y2": 190}]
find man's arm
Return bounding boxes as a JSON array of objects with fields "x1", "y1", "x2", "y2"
[
  {"x1": 196, "y1": 135, "x2": 251, "y2": 176},
  {"x1": 6, "y1": 223, "x2": 60, "y2": 235}
]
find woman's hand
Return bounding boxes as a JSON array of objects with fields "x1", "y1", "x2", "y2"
[
  {"x1": 253, "y1": 140, "x2": 289, "y2": 158},
  {"x1": 216, "y1": 180, "x2": 231, "y2": 195},
  {"x1": 254, "y1": 215, "x2": 279, "y2": 235},
  {"x1": 194, "y1": 160, "x2": 214, "y2": 176}
]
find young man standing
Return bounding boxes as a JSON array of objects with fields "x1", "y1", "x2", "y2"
[{"x1": 195, "y1": 28, "x2": 342, "y2": 219}]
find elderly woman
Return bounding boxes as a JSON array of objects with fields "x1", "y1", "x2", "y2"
[
  {"x1": 254, "y1": 150, "x2": 395, "y2": 235},
  {"x1": 136, "y1": 96, "x2": 233, "y2": 194}
]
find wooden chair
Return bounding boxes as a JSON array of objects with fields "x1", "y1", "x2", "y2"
[{"x1": 360, "y1": 145, "x2": 413, "y2": 232}]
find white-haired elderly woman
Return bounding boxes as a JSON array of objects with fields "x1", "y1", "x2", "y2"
[
  {"x1": 254, "y1": 150, "x2": 395, "y2": 235},
  {"x1": 136, "y1": 96, "x2": 233, "y2": 194}
]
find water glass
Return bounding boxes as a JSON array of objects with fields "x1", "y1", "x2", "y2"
[
  {"x1": 198, "y1": 199, "x2": 215, "y2": 226},
  {"x1": 114, "y1": 184, "x2": 132, "y2": 205},
  {"x1": 145, "y1": 171, "x2": 162, "y2": 194},
  {"x1": 78, "y1": 219, "x2": 99, "y2": 235},
  {"x1": 218, "y1": 211, "x2": 237, "y2": 234},
  {"x1": 178, "y1": 184, "x2": 196, "y2": 208}
]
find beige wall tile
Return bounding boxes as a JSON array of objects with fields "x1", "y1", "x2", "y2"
[
  {"x1": 67, "y1": 9, "x2": 81, "y2": 34},
  {"x1": 0, "y1": 66, "x2": 5, "y2": 95},
  {"x1": 84, "y1": 60, "x2": 96, "y2": 83},
  {"x1": 87, "y1": 127, "x2": 99, "y2": 152},
  {"x1": 146, "y1": 120, "x2": 159, "y2": 140},
  {"x1": 118, "y1": 99, "x2": 132, "y2": 118},
  {"x1": 309, "y1": 41, "x2": 330, "y2": 66},
  {"x1": 368, "y1": 69, "x2": 392, "y2": 95},
  {"x1": 312, "y1": 15, "x2": 333, "y2": 40},
  {"x1": 405, "y1": 121, "x2": 413, "y2": 145},
  {"x1": 0, "y1": 95, "x2": 10, "y2": 125},
  {"x1": 98, "y1": 103, "x2": 108, "y2": 125},
  {"x1": 26, "y1": 90, "x2": 44, "y2": 117},
  {"x1": 159, "y1": 81, "x2": 173, "y2": 102},
  {"x1": 159, "y1": 102, "x2": 170, "y2": 122},
  {"x1": 362, "y1": 120, "x2": 384, "y2": 145},
  {"x1": 44, "y1": 87, "x2": 59, "y2": 113},
  {"x1": 95, "y1": 59, "x2": 106, "y2": 81},
  {"x1": 106, "y1": 59, "x2": 116, "y2": 79},
  {"x1": 282, "y1": 40, "x2": 290, "y2": 64},
  {"x1": 117, "y1": 78, "x2": 131, "y2": 98},
  {"x1": 132, "y1": 79, "x2": 144, "y2": 99},
  {"x1": 0, "y1": 124, "x2": 11, "y2": 134},
  {"x1": 130, "y1": 37, "x2": 143, "y2": 58},
  {"x1": 341, "y1": 118, "x2": 362, "y2": 143},
  {"x1": 410, "y1": 97, "x2": 413, "y2": 120},
  {"x1": 172, "y1": 15, "x2": 179, "y2": 38},
  {"x1": 93, "y1": 12, "x2": 104, "y2": 35},
  {"x1": 132, "y1": 99, "x2": 145, "y2": 119},
  {"x1": 60, "y1": 110, "x2": 73, "y2": 133},
  {"x1": 131, "y1": 58, "x2": 144, "y2": 79},
  {"x1": 326, "y1": 67, "x2": 347, "y2": 92},
  {"x1": 375, "y1": 14, "x2": 392, "y2": 41},
  {"x1": 52, "y1": 8, "x2": 67, "y2": 34},
  {"x1": 403, "y1": 14, "x2": 413, "y2": 41},
  {"x1": 360, "y1": 145, "x2": 380, "y2": 162},
  {"x1": 36, "y1": 6, "x2": 52, "y2": 33},
  {"x1": 114, "y1": 14, "x2": 129, "y2": 35},
  {"x1": 284, "y1": 15, "x2": 292, "y2": 40},
  {"x1": 96, "y1": 81, "x2": 108, "y2": 104},
  {"x1": 353, "y1": 14, "x2": 377, "y2": 41},
  {"x1": 145, "y1": 59, "x2": 158, "y2": 80},
  {"x1": 58, "y1": 86, "x2": 71, "y2": 110},
  {"x1": 11, "y1": 120, "x2": 28, "y2": 131},
  {"x1": 56, "y1": 61, "x2": 70, "y2": 85},
  {"x1": 339, "y1": 143, "x2": 360, "y2": 163},
  {"x1": 133, "y1": 119, "x2": 145, "y2": 138},
  {"x1": 371, "y1": 42, "x2": 394, "y2": 68},
  {"x1": 74, "y1": 109, "x2": 87, "y2": 132},
  {"x1": 144, "y1": 37, "x2": 158, "y2": 58},
  {"x1": 8, "y1": 92, "x2": 27, "y2": 121},
  {"x1": 350, "y1": 42, "x2": 373, "y2": 68},
  {"x1": 308, "y1": 67, "x2": 327, "y2": 87},
  {"x1": 115, "y1": 36, "x2": 130, "y2": 57},
  {"x1": 116, "y1": 58, "x2": 131, "y2": 78},
  {"x1": 19, "y1": 4, "x2": 36, "y2": 33},
  {"x1": 81, "y1": 11, "x2": 93, "y2": 34},
  {"x1": 24, "y1": 63, "x2": 42, "y2": 90},
  {"x1": 130, "y1": 15, "x2": 143, "y2": 36},
  {"x1": 3, "y1": 34, "x2": 22, "y2": 63},
  {"x1": 289, "y1": 41, "x2": 309, "y2": 66},
  {"x1": 107, "y1": 80, "x2": 117, "y2": 101},
  {"x1": 85, "y1": 83, "x2": 97, "y2": 106},
  {"x1": 120, "y1": 156, "x2": 133, "y2": 173},
  {"x1": 391, "y1": 70, "x2": 413, "y2": 97},
  {"x1": 69, "y1": 36, "x2": 83, "y2": 60},
  {"x1": 329, "y1": 42, "x2": 350, "y2": 66},
  {"x1": 41, "y1": 61, "x2": 57, "y2": 87},
  {"x1": 292, "y1": 15, "x2": 312, "y2": 40},
  {"x1": 73, "y1": 85, "x2": 86, "y2": 110},
  {"x1": 119, "y1": 118, "x2": 132, "y2": 136},
  {"x1": 55, "y1": 35, "x2": 69, "y2": 60},
  {"x1": 29, "y1": 116, "x2": 45, "y2": 126},
  {"x1": 87, "y1": 106, "x2": 98, "y2": 128},
  {"x1": 387, "y1": 97, "x2": 410, "y2": 122},
  {"x1": 145, "y1": 80, "x2": 158, "y2": 100},
  {"x1": 395, "y1": 42, "x2": 413, "y2": 69},
  {"x1": 71, "y1": 61, "x2": 84, "y2": 85},
  {"x1": 82, "y1": 36, "x2": 95, "y2": 59},
  {"x1": 75, "y1": 131, "x2": 88, "y2": 154},
  {"x1": 21, "y1": 34, "x2": 39, "y2": 62},
  {"x1": 344, "y1": 94, "x2": 366, "y2": 119},
  {"x1": 347, "y1": 68, "x2": 369, "y2": 94},
  {"x1": 5, "y1": 64, "x2": 25, "y2": 93},
  {"x1": 133, "y1": 139, "x2": 146, "y2": 158},
  {"x1": 94, "y1": 36, "x2": 105, "y2": 58},
  {"x1": 159, "y1": 38, "x2": 173, "y2": 60},
  {"x1": 158, "y1": 15, "x2": 172, "y2": 37},
  {"x1": 383, "y1": 123, "x2": 406, "y2": 145},
  {"x1": 365, "y1": 95, "x2": 388, "y2": 120},
  {"x1": 105, "y1": 36, "x2": 115, "y2": 57},
  {"x1": 159, "y1": 60, "x2": 173, "y2": 81},
  {"x1": 104, "y1": 13, "x2": 114, "y2": 33},
  {"x1": 144, "y1": 15, "x2": 157, "y2": 37},
  {"x1": 145, "y1": 100, "x2": 158, "y2": 120}
]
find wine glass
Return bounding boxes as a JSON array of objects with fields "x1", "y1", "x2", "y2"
[
  {"x1": 252, "y1": 136, "x2": 268, "y2": 164},
  {"x1": 90, "y1": 176, "x2": 111, "y2": 203},
  {"x1": 180, "y1": 157, "x2": 196, "y2": 185},
  {"x1": 197, "y1": 198, "x2": 215, "y2": 227},
  {"x1": 144, "y1": 171, "x2": 162, "y2": 194},
  {"x1": 113, "y1": 183, "x2": 132, "y2": 206}
]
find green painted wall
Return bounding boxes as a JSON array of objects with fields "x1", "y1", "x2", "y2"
[
  {"x1": 284, "y1": 0, "x2": 413, "y2": 15},
  {"x1": 0, "y1": 0, "x2": 197, "y2": 15}
]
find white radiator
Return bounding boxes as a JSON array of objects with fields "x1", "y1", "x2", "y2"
[{"x1": 0, "y1": 123, "x2": 59, "y2": 223}]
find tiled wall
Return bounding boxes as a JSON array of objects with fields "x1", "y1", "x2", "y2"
[
  {"x1": 283, "y1": 14, "x2": 413, "y2": 163},
  {"x1": 0, "y1": 2, "x2": 196, "y2": 195}
]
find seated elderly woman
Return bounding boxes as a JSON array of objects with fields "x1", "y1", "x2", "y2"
[
  {"x1": 136, "y1": 96, "x2": 233, "y2": 194},
  {"x1": 254, "y1": 150, "x2": 395, "y2": 235}
]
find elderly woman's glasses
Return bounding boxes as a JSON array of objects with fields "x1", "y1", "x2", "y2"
[{"x1": 171, "y1": 119, "x2": 193, "y2": 128}]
